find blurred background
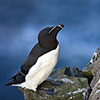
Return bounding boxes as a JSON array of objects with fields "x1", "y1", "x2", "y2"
[{"x1": 0, "y1": 0, "x2": 100, "y2": 100}]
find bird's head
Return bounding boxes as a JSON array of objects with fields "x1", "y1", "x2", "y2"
[{"x1": 38, "y1": 24, "x2": 64, "y2": 49}]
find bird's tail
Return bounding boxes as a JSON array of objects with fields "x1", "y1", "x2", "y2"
[
  {"x1": 4, "y1": 80, "x2": 16, "y2": 86},
  {"x1": 5, "y1": 70, "x2": 25, "y2": 86}
]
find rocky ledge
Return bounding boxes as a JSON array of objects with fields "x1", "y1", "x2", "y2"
[
  {"x1": 18, "y1": 47, "x2": 100, "y2": 100},
  {"x1": 82, "y1": 47, "x2": 100, "y2": 100},
  {"x1": 19, "y1": 67, "x2": 89, "y2": 100}
]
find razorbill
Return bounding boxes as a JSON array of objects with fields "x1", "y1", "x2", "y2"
[{"x1": 5, "y1": 24, "x2": 64, "y2": 91}]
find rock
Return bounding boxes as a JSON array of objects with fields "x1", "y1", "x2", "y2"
[
  {"x1": 90, "y1": 57, "x2": 100, "y2": 88},
  {"x1": 90, "y1": 70, "x2": 100, "y2": 89},
  {"x1": 19, "y1": 67, "x2": 89, "y2": 100},
  {"x1": 91, "y1": 57, "x2": 100, "y2": 77},
  {"x1": 64, "y1": 66, "x2": 72, "y2": 76},
  {"x1": 82, "y1": 47, "x2": 100, "y2": 79},
  {"x1": 90, "y1": 47, "x2": 100, "y2": 63},
  {"x1": 89, "y1": 80, "x2": 100, "y2": 100},
  {"x1": 89, "y1": 57, "x2": 100, "y2": 100},
  {"x1": 82, "y1": 63, "x2": 93, "y2": 79},
  {"x1": 73, "y1": 67, "x2": 84, "y2": 77}
]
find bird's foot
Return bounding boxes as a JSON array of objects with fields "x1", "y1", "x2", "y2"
[
  {"x1": 37, "y1": 88, "x2": 56, "y2": 95},
  {"x1": 37, "y1": 80, "x2": 63, "y2": 95},
  {"x1": 43, "y1": 80, "x2": 63, "y2": 86}
]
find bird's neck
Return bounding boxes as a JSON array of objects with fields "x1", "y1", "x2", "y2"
[{"x1": 39, "y1": 40, "x2": 58, "y2": 50}]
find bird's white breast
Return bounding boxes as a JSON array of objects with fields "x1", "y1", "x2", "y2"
[{"x1": 19, "y1": 44, "x2": 60, "y2": 91}]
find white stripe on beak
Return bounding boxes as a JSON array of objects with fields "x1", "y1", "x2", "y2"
[
  {"x1": 57, "y1": 24, "x2": 63, "y2": 28},
  {"x1": 48, "y1": 26, "x2": 56, "y2": 34},
  {"x1": 48, "y1": 24, "x2": 63, "y2": 34}
]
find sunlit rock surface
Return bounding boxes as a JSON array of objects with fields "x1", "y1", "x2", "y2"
[
  {"x1": 89, "y1": 57, "x2": 100, "y2": 100},
  {"x1": 19, "y1": 67, "x2": 89, "y2": 100}
]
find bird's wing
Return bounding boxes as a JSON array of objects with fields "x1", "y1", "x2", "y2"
[
  {"x1": 9, "y1": 70, "x2": 20, "y2": 80},
  {"x1": 21, "y1": 43, "x2": 48, "y2": 75},
  {"x1": 5, "y1": 70, "x2": 25, "y2": 86}
]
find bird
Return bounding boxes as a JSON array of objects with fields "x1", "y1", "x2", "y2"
[{"x1": 5, "y1": 24, "x2": 64, "y2": 91}]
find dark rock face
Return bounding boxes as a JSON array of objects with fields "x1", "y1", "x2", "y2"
[
  {"x1": 73, "y1": 67, "x2": 84, "y2": 77},
  {"x1": 19, "y1": 67, "x2": 89, "y2": 100},
  {"x1": 64, "y1": 66, "x2": 72, "y2": 76},
  {"x1": 82, "y1": 63, "x2": 93, "y2": 79},
  {"x1": 89, "y1": 57, "x2": 100, "y2": 100}
]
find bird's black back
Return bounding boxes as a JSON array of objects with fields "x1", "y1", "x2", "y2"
[{"x1": 21, "y1": 42, "x2": 58, "y2": 75}]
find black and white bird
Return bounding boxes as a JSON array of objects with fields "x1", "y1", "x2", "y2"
[{"x1": 5, "y1": 24, "x2": 64, "y2": 91}]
